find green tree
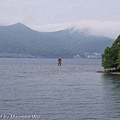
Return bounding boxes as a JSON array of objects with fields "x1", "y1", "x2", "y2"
[
  {"x1": 102, "y1": 35, "x2": 120, "y2": 70},
  {"x1": 117, "y1": 50, "x2": 120, "y2": 69},
  {"x1": 102, "y1": 47, "x2": 113, "y2": 69}
]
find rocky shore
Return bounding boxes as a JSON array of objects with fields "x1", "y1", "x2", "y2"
[{"x1": 97, "y1": 71, "x2": 120, "y2": 75}]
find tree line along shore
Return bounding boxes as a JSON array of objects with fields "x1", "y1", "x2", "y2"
[{"x1": 102, "y1": 35, "x2": 120, "y2": 74}]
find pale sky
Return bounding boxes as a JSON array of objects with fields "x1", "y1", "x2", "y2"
[{"x1": 0, "y1": 0, "x2": 120, "y2": 38}]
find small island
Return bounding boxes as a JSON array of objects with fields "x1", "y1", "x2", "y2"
[{"x1": 101, "y1": 35, "x2": 120, "y2": 74}]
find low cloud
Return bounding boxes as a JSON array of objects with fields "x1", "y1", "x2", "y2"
[
  {"x1": 76, "y1": 20, "x2": 120, "y2": 39},
  {"x1": 29, "y1": 20, "x2": 120, "y2": 39}
]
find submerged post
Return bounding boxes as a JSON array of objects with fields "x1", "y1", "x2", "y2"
[{"x1": 58, "y1": 57, "x2": 62, "y2": 66}]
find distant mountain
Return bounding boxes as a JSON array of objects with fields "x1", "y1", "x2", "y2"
[{"x1": 0, "y1": 23, "x2": 113, "y2": 58}]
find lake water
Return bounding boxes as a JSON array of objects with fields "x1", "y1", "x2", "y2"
[{"x1": 0, "y1": 58, "x2": 120, "y2": 120}]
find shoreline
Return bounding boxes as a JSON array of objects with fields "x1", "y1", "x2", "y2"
[{"x1": 96, "y1": 71, "x2": 120, "y2": 75}]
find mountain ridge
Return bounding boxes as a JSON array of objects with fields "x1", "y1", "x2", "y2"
[{"x1": 0, "y1": 23, "x2": 113, "y2": 58}]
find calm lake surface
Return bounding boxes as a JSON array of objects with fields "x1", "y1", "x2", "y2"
[{"x1": 0, "y1": 58, "x2": 120, "y2": 120}]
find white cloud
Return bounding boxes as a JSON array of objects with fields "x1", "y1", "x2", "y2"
[
  {"x1": 28, "y1": 20, "x2": 120, "y2": 39},
  {"x1": 75, "y1": 20, "x2": 120, "y2": 39}
]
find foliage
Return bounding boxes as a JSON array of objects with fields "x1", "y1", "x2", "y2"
[{"x1": 102, "y1": 35, "x2": 120, "y2": 70}]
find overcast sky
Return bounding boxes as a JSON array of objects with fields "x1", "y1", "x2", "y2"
[{"x1": 0, "y1": 0, "x2": 120, "y2": 38}]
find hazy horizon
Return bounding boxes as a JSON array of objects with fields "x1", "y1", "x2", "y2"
[{"x1": 0, "y1": 0, "x2": 120, "y2": 39}]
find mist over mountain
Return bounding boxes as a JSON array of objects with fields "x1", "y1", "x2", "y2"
[{"x1": 0, "y1": 23, "x2": 113, "y2": 58}]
